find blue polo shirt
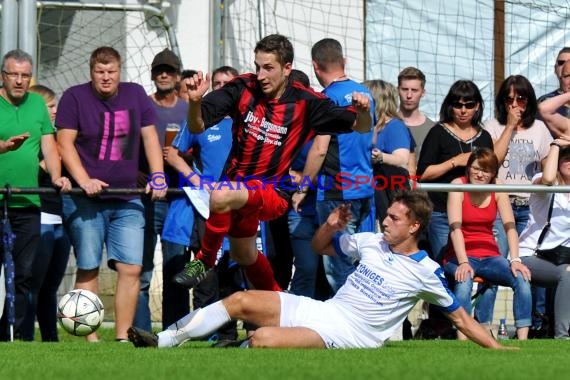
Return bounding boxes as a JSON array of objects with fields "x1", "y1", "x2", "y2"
[{"x1": 317, "y1": 80, "x2": 375, "y2": 201}]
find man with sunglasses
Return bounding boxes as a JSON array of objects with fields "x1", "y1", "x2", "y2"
[
  {"x1": 537, "y1": 47, "x2": 570, "y2": 119},
  {"x1": 133, "y1": 49, "x2": 189, "y2": 333},
  {"x1": 532, "y1": 48, "x2": 570, "y2": 336}
]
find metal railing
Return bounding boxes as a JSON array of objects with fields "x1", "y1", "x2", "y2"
[{"x1": 2, "y1": 183, "x2": 569, "y2": 196}]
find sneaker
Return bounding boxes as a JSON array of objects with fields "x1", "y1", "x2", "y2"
[
  {"x1": 173, "y1": 259, "x2": 211, "y2": 289},
  {"x1": 128, "y1": 326, "x2": 158, "y2": 348}
]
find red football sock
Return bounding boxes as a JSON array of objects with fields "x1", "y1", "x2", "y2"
[
  {"x1": 197, "y1": 211, "x2": 231, "y2": 268},
  {"x1": 244, "y1": 251, "x2": 282, "y2": 291}
]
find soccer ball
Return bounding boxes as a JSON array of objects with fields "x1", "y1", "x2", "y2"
[{"x1": 57, "y1": 289, "x2": 105, "y2": 336}]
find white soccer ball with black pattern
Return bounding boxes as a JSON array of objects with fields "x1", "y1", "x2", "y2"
[{"x1": 57, "y1": 289, "x2": 105, "y2": 336}]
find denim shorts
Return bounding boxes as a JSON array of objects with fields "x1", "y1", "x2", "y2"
[{"x1": 62, "y1": 195, "x2": 145, "y2": 270}]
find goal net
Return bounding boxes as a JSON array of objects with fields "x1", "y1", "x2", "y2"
[
  {"x1": 221, "y1": 0, "x2": 570, "y2": 122},
  {"x1": 33, "y1": 1, "x2": 177, "y2": 324},
  {"x1": 219, "y1": 0, "x2": 366, "y2": 91},
  {"x1": 366, "y1": 0, "x2": 570, "y2": 120},
  {"x1": 36, "y1": 2, "x2": 175, "y2": 96}
]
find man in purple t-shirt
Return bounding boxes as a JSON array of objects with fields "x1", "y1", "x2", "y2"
[{"x1": 56, "y1": 46, "x2": 167, "y2": 342}]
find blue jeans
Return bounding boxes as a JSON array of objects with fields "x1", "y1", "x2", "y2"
[
  {"x1": 316, "y1": 198, "x2": 371, "y2": 294},
  {"x1": 21, "y1": 222, "x2": 71, "y2": 342},
  {"x1": 63, "y1": 195, "x2": 145, "y2": 270},
  {"x1": 427, "y1": 210, "x2": 449, "y2": 263},
  {"x1": 444, "y1": 256, "x2": 532, "y2": 328},
  {"x1": 288, "y1": 210, "x2": 319, "y2": 298},
  {"x1": 134, "y1": 199, "x2": 168, "y2": 331}
]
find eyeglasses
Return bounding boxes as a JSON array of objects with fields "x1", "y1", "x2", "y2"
[
  {"x1": 504, "y1": 95, "x2": 528, "y2": 107},
  {"x1": 469, "y1": 165, "x2": 493, "y2": 177},
  {"x1": 1, "y1": 71, "x2": 32, "y2": 81},
  {"x1": 558, "y1": 60, "x2": 567, "y2": 66},
  {"x1": 452, "y1": 101, "x2": 477, "y2": 110}
]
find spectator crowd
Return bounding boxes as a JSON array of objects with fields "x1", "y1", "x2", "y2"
[{"x1": 2, "y1": 37, "x2": 570, "y2": 346}]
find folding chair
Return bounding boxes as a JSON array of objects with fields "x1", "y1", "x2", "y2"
[{"x1": 470, "y1": 276, "x2": 491, "y2": 307}]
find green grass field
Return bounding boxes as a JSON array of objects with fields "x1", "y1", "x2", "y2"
[{"x1": 0, "y1": 328, "x2": 565, "y2": 380}]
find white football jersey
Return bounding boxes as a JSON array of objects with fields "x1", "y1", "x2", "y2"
[{"x1": 329, "y1": 232, "x2": 459, "y2": 346}]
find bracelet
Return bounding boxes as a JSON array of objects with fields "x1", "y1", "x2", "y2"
[
  {"x1": 295, "y1": 186, "x2": 309, "y2": 194},
  {"x1": 509, "y1": 257, "x2": 522, "y2": 264},
  {"x1": 458, "y1": 261, "x2": 469, "y2": 266},
  {"x1": 450, "y1": 159, "x2": 456, "y2": 168},
  {"x1": 550, "y1": 140, "x2": 561, "y2": 148}
]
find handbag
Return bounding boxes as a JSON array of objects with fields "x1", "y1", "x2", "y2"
[
  {"x1": 534, "y1": 194, "x2": 570, "y2": 265},
  {"x1": 536, "y1": 246, "x2": 570, "y2": 266}
]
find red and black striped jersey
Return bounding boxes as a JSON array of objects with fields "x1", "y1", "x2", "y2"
[{"x1": 200, "y1": 73, "x2": 357, "y2": 181}]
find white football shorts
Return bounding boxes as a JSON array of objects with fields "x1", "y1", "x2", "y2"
[{"x1": 278, "y1": 292, "x2": 381, "y2": 349}]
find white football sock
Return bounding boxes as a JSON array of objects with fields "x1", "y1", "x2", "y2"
[
  {"x1": 165, "y1": 308, "x2": 200, "y2": 331},
  {"x1": 157, "y1": 301, "x2": 231, "y2": 348}
]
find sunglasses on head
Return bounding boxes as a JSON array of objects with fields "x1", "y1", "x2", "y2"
[
  {"x1": 504, "y1": 95, "x2": 528, "y2": 107},
  {"x1": 558, "y1": 60, "x2": 567, "y2": 66},
  {"x1": 452, "y1": 100, "x2": 478, "y2": 110}
]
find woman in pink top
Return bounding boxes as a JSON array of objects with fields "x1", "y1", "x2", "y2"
[{"x1": 443, "y1": 147, "x2": 531, "y2": 340}]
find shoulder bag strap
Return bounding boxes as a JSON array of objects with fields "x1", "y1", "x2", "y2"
[{"x1": 535, "y1": 194, "x2": 556, "y2": 251}]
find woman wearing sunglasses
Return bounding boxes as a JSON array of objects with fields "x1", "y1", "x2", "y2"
[
  {"x1": 443, "y1": 147, "x2": 532, "y2": 340},
  {"x1": 417, "y1": 80, "x2": 494, "y2": 264},
  {"x1": 485, "y1": 76, "x2": 551, "y2": 245},
  {"x1": 483, "y1": 76, "x2": 553, "y2": 335}
]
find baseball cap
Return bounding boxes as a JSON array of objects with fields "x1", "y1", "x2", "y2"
[{"x1": 151, "y1": 48, "x2": 181, "y2": 72}]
